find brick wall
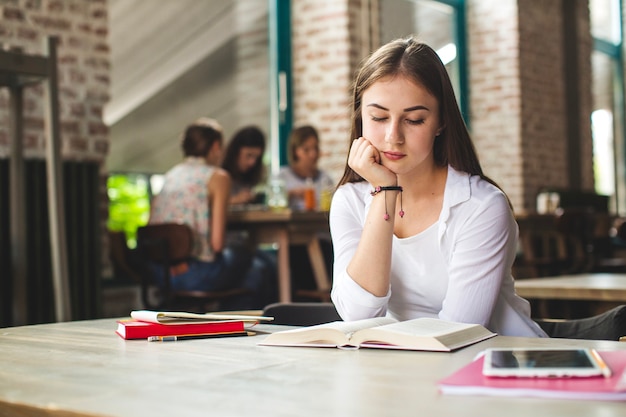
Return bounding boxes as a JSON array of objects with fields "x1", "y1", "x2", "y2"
[
  {"x1": 0, "y1": 0, "x2": 109, "y2": 162},
  {"x1": 466, "y1": 0, "x2": 525, "y2": 209},
  {"x1": 518, "y1": 0, "x2": 593, "y2": 209},
  {"x1": 461, "y1": 0, "x2": 593, "y2": 212},
  {"x1": 291, "y1": 0, "x2": 363, "y2": 183},
  {"x1": 0, "y1": 0, "x2": 110, "y2": 274},
  {"x1": 518, "y1": 0, "x2": 568, "y2": 208},
  {"x1": 468, "y1": 0, "x2": 593, "y2": 212},
  {"x1": 573, "y1": 0, "x2": 594, "y2": 192}
]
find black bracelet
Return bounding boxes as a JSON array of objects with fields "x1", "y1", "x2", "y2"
[
  {"x1": 370, "y1": 185, "x2": 404, "y2": 220},
  {"x1": 370, "y1": 185, "x2": 403, "y2": 196}
]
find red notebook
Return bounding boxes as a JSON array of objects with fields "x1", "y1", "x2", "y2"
[
  {"x1": 438, "y1": 350, "x2": 626, "y2": 401},
  {"x1": 116, "y1": 319, "x2": 246, "y2": 340}
]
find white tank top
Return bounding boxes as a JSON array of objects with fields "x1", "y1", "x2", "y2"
[{"x1": 387, "y1": 221, "x2": 447, "y2": 321}]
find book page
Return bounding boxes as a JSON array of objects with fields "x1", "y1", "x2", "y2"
[
  {"x1": 130, "y1": 310, "x2": 272, "y2": 324},
  {"x1": 318, "y1": 316, "x2": 397, "y2": 336},
  {"x1": 259, "y1": 316, "x2": 396, "y2": 347},
  {"x1": 351, "y1": 318, "x2": 495, "y2": 351},
  {"x1": 373, "y1": 317, "x2": 479, "y2": 337}
]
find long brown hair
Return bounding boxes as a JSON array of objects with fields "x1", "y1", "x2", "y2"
[
  {"x1": 338, "y1": 37, "x2": 501, "y2": 193},
  {"x1": 221, "y1": 125, "x2": 266, "y2": 186}
]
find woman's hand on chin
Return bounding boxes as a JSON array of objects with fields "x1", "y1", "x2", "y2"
[{"x1": 348, "y1": 137, "x2": 397, "y2": 186}]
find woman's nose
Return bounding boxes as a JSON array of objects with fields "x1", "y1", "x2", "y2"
[{"x1": 385, "y1": 124, "x2": 404, "y2": 144}]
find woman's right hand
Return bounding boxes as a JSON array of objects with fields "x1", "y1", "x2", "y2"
[{"x1": 347, "y1": 137, "x2": 397, "y2": 186}]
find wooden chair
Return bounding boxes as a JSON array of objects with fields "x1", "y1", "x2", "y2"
[
  {"x1": 593, "y1": 217, "x2": 626, "y2": 272},
  {"x1": 262, "y1": 302, "x2": 341, "y2": 326},
  {"x1": 554, "y1": 209, "x2": 595, "y2": 273},
  {"x1": 534, "y1": 305, "x2": 626, "y2": 341},
  {"x1": 136, "y1": 223, "x2": 249, "y2": 312},
  {"x1": 517, "y1": 228, "x2": 569, "y2": 278},
  {"x1": 515, "y1": 211, "x2": 595, "y2": 278}
]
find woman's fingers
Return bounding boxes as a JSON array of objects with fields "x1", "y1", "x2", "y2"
[
  {"x1": 349, "y1": 137, "x2": 376, "y2": 167},
  {"x1": 348, "y1": 137, "x2": 396, "y2": 185}
]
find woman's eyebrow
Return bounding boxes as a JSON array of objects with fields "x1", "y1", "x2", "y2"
[
  {"x1": 403, "y1": 105, "x2": 429, "y2": 112},
  {"x1": 365, "y1": 103, "x2": 429, "y2": 112},
  {"x1": 366, "y1": 103, "x2": 389, "y2": 111}
]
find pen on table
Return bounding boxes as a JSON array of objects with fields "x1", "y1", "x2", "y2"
[
  {"x1": 590, "y1": 349, "x2": 612, "y2": 378},
  {"x1": 147, "y1": 331, "x2": 253, "y2": 342}
]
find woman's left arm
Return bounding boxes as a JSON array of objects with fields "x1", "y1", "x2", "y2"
[{"x1": 439, "y1": 192, "x2": 518, "y2": 326}]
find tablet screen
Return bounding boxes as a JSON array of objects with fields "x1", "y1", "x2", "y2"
[{"x1": 482, "y1": 348, "x2": 604, "y2": 378}]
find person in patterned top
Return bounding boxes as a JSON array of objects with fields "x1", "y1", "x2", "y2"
[{"x1": 148, "y1": 118, "x2": 272, "y2": 309}]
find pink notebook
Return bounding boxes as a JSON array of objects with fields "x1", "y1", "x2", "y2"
[{"x1": 438, "y1": 350, "x2": 626, "y2": 401}]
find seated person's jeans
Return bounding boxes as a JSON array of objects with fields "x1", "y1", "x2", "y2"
[{"x1": 149, "y1": 247, "x2": 274, "y2": 309}]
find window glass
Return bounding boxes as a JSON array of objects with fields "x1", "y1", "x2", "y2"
[
  {"x1": 590, "y1": 0, "x2": 624, "y2": 213},
  {"x1": 590, "y1": 0, "x2": 621, "y2": 43},
  {"x1": 591, "y1": 52, "x2": 617, "y2": 198}
]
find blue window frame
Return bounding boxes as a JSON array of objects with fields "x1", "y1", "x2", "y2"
[{"x1": 268, "y1": 0, "x2": 292, "y2": 171}]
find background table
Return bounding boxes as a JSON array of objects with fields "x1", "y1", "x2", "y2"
[
  {"x1": 2, "y1": 318, "x2": 626, "y2": 417},
  {"x1": 515, "y1": 273, "x2": 626, "y2": 318},
  {"x1": 514, "y1": 273, "x2": 626, "y2": 302},
  {"x1": 228, "y1": 209, "x2": 331, "y2": 302}
]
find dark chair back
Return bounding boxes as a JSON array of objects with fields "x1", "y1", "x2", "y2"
[
  {"x1": 136, "y1": 223, "x2": 249, "y2": 312},
  {"x1": 262, "y1": 302, "x2": 341, "y2": 326},
  {"x1": 534, "y1": 305, "x2": 626, "y2": 341},
  {"x1": 137, "y1": 223, "x2": 194, "y2": 266}
]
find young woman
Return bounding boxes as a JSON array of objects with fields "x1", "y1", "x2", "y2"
[
  {"x1": 330, "y1": 37, "x2": 546, "y2": 337},
  {"x1": 221, "y1": 126, "x2": 267, "y2": 206},
  {"x1": 148, "y1": 118, "x2": 271, "y2": 309},
  {"x1": 221, "y1": 125, "x2": 278, "y2": 300},
  {"x1": 279, "y1": 125, "x2": 334, "y2": 210}
]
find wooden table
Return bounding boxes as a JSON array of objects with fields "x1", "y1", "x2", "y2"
[
  {"x1": 2, "y1": 318, "x2": 626, "y2": 417},
  {"x1": 514, "y1": 273, "x2": 626, "y2": 302},
  {"x1": 514, "y1": 273, "x2": 626, "y2": 318},
  {"x1": 228, "y1": 209, "x2": 331, "y2": 302}
]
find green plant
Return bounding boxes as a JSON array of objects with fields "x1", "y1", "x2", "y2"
[{"x1": 107, "y1": 174, "x2": 151, "y2": 248}]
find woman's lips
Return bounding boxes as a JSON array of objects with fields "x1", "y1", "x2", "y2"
[{"x1": 383, "y1": 151, "x2": 405, "y2": 161}]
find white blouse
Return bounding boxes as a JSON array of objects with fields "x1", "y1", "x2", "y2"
[{"x1": 329, "y1": 166, "x2": 547, "y2": 337}]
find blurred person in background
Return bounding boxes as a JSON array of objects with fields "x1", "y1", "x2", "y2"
[
  {"x1": 222, "y1": 125, "x2": 267, "y2": 206},
  {"x1": 279, "y1": 125, "x2": 334, "y2": 211},
  {"x1": 147, "y1": 118, "x2": 273, "y2": 309}
]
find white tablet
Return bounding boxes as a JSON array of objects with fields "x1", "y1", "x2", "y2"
[{"x1": 482, "y1": 348, "x2": 609, "y2": 378}]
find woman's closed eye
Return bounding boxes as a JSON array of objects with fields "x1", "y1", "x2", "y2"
[{"x1": 369, "y1": 114, "x2": 426, "y2": 125}]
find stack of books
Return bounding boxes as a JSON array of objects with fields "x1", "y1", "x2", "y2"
[{"x1": 116, "y1": 310, "x2": 273, "y2": 341}]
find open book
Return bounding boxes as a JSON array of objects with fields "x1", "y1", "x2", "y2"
[
  {"x1": 259, "y1": 317, "x2": 496, "y2": 351},
  {"x1": 130, "y1": 310, "x2": 274, "y2": 324}
]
